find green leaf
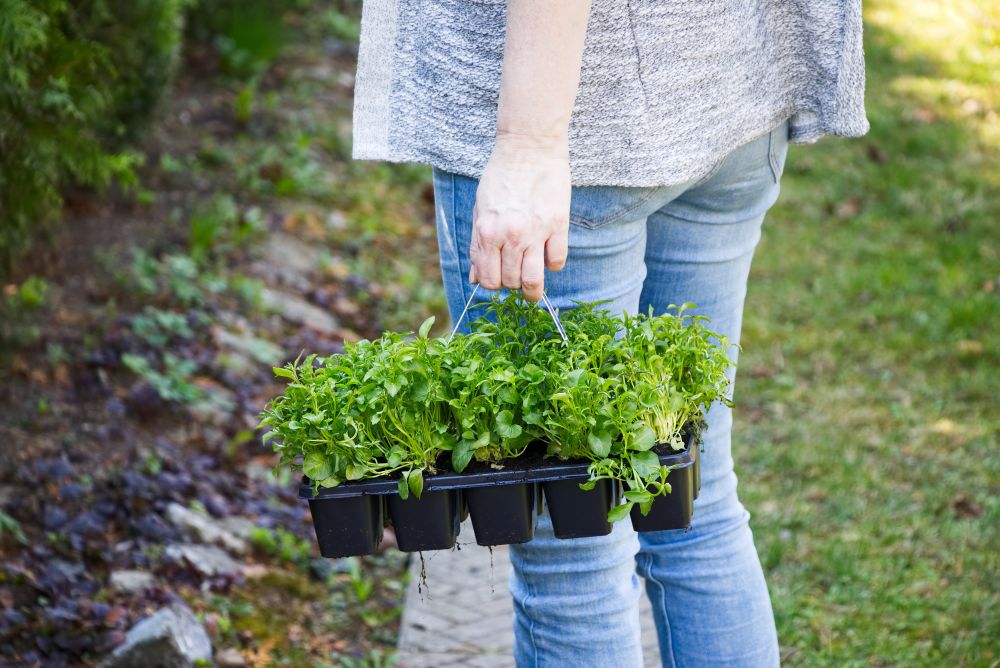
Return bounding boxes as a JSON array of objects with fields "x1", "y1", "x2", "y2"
[
  {"x1": 523, "y1": 411, "x2": 544, "y2": 426},
  {"x1": 565, "y1": 369, "x2": 586, "y2": 387},
  {"x1": 418, "y1": 316, "x2": 435, "y2": 339},
  {"x1": 272, "y1": 366, "x2": 296, "y2": 380},
  {"x1": 302, "y1": 453, "x2": 332, "y2": 481},
  {"x1": 345, "y1": 464, "x2": 367, "y2": 480},
  {"x1": 319, "y1": 476, "x2": 341, "y2": 488},
  {"x1": 631, "y1": 425, "x2": 656, "y2": 452},
  {"x1": 474, "y1": 431, "x2": 491, "y2": 449},
  {"x1": 624, "y1": 489, "x2": 653, "y2": 504},
  {"x1": 630, "y1": 451, "x2": 662, "y2": 479},
  {"x1": 397, "y1": 476, "x2": 409, "y2": 500},
  {"x1": 496, "y1": 410, "x2": 523, "y2": 439},
  {"x1": 452, "y1": 439, "x2": 475, "y2": 472},
  {"x1": 302, "y1": 411, "x2": 326, "y2": 425},
  {"x1": 587, "y1": 430, "x2": 612, "y2": 457},
  {"x1": 410, "y1": 380, "x2": 430, "y2": 402},
  {"x1": 607, "y1": 502, "x2": 633, "y2": 523},
  {"x1": 387, "y1": 447, "x2": 404, "y2": 468},
  {"x1": 407, "y1": 469, "x2": 424, "y2": 499}
]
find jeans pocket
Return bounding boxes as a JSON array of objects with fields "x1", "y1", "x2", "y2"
[{"x1": 569, "y1": 185, "x2": 659, "y2": 229}]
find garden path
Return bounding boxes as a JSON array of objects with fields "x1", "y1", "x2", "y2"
[{"x1": 396, "y1": 520, "x2": 662, "y2": 667}]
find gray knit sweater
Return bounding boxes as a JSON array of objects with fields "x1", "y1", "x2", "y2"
[{"x1": 352, "y1": 0, "x2": 869, "y2": 187}]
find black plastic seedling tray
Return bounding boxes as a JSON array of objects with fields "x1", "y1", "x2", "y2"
[{"x1": 300, "y1": 433, "x2": 700, "y2": 557}]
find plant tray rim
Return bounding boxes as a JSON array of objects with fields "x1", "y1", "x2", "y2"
[{"x1": 299, "y1": 432, "x2": 697, "y2": 500}]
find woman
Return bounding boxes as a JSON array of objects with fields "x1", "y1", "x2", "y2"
[{"x1": 351, "y1": 1, "x2": 868, "y2": 665}]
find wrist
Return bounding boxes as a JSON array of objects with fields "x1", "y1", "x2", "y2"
[{"x1": 492, "y1": 130, "x2": 569, "y2": 160}]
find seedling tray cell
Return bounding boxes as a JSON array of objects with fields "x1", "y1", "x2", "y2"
[
  {"x1": 308, "y1": 495, "x2": 383, "y2": 558},
  {"x1": 543, "y1": 478, "x2": 615, "y2": 539},
  {"x1": 629, "y1": 443, "x2": 699, "y2": 532},
  {"x1": 387, "y1": 489, "x2": 462, "y2": 552},
  {"x1": 465, "y1": 482, "x2": 536, "y2": 546},
  {"x1": 299, "y1": 433, "x2": 700, "y2": 556}
]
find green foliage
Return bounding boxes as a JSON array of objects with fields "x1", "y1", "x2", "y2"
[
  {"x1": 189, "y1": 194, "x2": 266, "y2": 260},
  {"x1": 0, "y1": 512, "x2": 28, "y2": 545},
  {"x1": 0, "y1": 276, "x2": 50, "y2": 348},
  {"x1": 336, "y1": 650, "x2": 397, "y2": 668},
  {"x1": 259, "y1": 294, "x2": 732, "y2": 519},
  {"x1": 185, "y1": 0, "x2": 313, "y2": 79},
  {"x1": 0, "y1": 0, "x2": 188, "y2": 266},
  {"x1": 130, "y1": 307, "x2": 195, "y2": 347},
  {"x1": 122, "y1": 351, "x2": 231, "y2": 410},
  {"x1": 323, "y1": 8, "x2": 360, "y2": 42},
  {"x1": 249, "y1": 526, "x2": 311, "y2": 567}
]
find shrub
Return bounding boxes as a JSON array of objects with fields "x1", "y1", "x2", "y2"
[{"x1": 0, "y1": 0, "x2": 188, "y2": 268}]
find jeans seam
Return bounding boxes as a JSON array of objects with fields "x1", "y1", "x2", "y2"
[
  {"x1": 640, "y1": 553, "x2": 677, "y2": 668},
  {"x1": 767, "y1": 130, "x2": 779, "y2": 184},
  {"x1": 448, "y1": 172, "x2": 472, "y2": 333},
  {"x1": 519, "y1": 566, "x2": 541, "y2": 668}
]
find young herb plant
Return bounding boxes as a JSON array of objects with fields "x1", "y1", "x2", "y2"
[{"x1": 259, "y1": 293, "x2": 732, "y2": 521}]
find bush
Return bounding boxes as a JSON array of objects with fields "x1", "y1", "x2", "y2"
[{"x1": 0, "y1": 0, "x2": 188, "y2": 268}]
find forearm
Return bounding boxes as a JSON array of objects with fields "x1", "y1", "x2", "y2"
[{"x1": 495, "y1": 0, "x2": 593, "y2": 148}]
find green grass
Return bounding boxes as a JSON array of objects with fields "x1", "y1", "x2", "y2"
[{"x1": 738, "y1": 1, "x2": 999, "y2": 664}]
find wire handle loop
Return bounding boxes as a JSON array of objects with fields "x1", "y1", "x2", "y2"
[{"x1": 449, "y1": 284, "x2": 568, "y2": 344}]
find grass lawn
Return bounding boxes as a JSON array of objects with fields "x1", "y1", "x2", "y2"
[{"x1": 737, "y1": 1, "x2": 998, "y2": 664}]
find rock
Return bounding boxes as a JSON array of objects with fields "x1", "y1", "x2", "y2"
[
  {"x1": 217, "y1": 516, "x2": 257, "y2": 542},
  {"x1": 245, "y1": 460, "x2": 279, "y2": 487},
  {"x1": 96, "y1": 603, "x2": 212, "y2": 668},
  {"x1": 186, "y1": 380, "x2": 236, "y2": 427},
  {"x1": 164, "y1": 544, "x2": 244, "y2": 578},
  {"x1": 250, "y1": 235, "x2": 325, "y2": 291},
  {"x1": 110, "y1": 570, "x2": 156, "y2": 594},
  {"x1": 211, "y1": 327, "x2": 284, "y2": 366},
  {"x1": 323, "y1": 37, "x2": 359, "y2": 59},
  {"x1": 309, "y1": 557, "x2": 354, "y2": 582},
  {"x1": 0, "y1": 484, "x2": 19, "y2": 507},
  {"x1": 215, "y1": 648, "x2": 247, "y2": 668},
  {"x1": 262, "y1": 234, "x2": 326, "y2": 272},
  {"x1": 166, "y1": 503, "x2": 248, "y2": 555},
  {"x1": 260, "y1": 288, "x2": 339, "y2": 335}
]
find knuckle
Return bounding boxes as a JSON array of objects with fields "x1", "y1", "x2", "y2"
[
  {"x1": 521, "y1": 277, "x2": 542, "y2": 291},
  {"x1": 505, "y1": 227, "x2": 524, "y2": 248},
  {"x1": 478, "y1": 229, "x2": 502, "y2": 248}
]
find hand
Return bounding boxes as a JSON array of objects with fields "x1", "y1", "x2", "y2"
[{"x1": 469, "y1": 134, "x2": 570, "y2": 302}]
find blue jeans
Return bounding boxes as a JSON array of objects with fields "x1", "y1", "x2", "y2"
[{"x1": 432, "y1": 121, "x2": 789, "y2": 667}]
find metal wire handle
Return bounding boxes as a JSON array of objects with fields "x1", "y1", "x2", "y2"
[{"x1": 449, "y1": 284, "x2": 568, "y2": 343}]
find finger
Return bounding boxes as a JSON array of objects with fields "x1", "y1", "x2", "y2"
[
  {"x1": 474, "y1": 227, "x2": 503, "y2": 290},
  {"x1": 520, "y1": 244, "x2": 545, "y2": 302},
  {"x1": 545, "y1": 224, "x2": 569, "y2": 272},
  {"x1": 468, "y1": 232, "x2": 480, "y2": 284},
  {"x1": 501, "y1": 240, "x2": 525, "y2": 290}
]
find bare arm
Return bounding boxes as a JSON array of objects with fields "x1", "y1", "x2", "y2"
[{"x1": 470, "y1": 0, "x2": 592, "y2": 302}]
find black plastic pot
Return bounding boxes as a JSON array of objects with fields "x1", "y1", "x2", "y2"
[
  {"x1": 299, "y1": 429, "x2": 701, "y2": 556},
  {"x1": 543, "y1": 478, "x2": 616, "y2": 539},
  {"x1": 465, "y1": 483, "x2": 536, "y2": 546},
  {"x1": 628, "y1": 443, "x2": 699, "y2": 532},
  {"x1": 387, "y1": 489, "x2": 462, "y2": 552},
  {"x1": 308, "y1": 494, "x2": 383, "y2": 558}
]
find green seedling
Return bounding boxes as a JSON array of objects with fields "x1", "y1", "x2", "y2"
[{"x1": 259, "y1": 294, "x2": 732, "y2": 520}]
